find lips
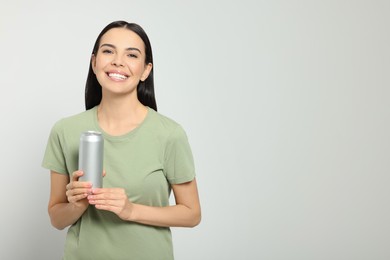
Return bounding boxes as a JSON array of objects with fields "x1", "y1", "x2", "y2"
[{"x1": 107, "y1": 72, "x2": 128, "y2": 81}]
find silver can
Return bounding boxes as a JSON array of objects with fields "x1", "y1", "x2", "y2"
[{"x1": 78, "y1": 131, "x2": 104, "y2": 188}]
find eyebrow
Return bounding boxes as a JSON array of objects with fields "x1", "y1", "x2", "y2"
[{"x1": 100, "y1": 43, "x2": 142, "y2": 54}]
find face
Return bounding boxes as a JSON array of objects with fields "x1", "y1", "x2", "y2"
[{"x1": 92, "y1": 28, "x2": 152, "y2": 97}]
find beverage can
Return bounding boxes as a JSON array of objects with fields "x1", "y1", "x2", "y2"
[{"x1": 78, "y1": 131, "x2": 104, "y2": 188}]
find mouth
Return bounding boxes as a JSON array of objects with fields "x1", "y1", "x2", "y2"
[{"x1": 107, "y1": 72, "x2": 129, "y2": 81}]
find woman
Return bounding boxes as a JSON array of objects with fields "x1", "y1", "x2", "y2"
[{"x1": 42, "y1": 21, "x2": 201, "y2": 260}]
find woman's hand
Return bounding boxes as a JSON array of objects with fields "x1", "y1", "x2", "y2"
[
  {"x1": 65, "y1": 170, "x2": 92, "y2": 210},
  {"x1": 88, "y1": 188, "x2": 134, "y2": 220},
  {"x1": 86, "y1": 179, "x2": 201, "y2": 228},
  {"x1": 48, "y1": 170, "x2": 105, "y2": 230}
]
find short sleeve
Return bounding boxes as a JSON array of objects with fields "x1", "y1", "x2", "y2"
[
  {"x1": 41, "y1": 122, "x2": 69, "y2": 175},
  {"x1": 163, "y1": 125, "x2": 196, "y2": 184}
]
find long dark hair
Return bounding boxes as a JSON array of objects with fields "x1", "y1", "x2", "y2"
[{"x1": 85, "y1": 21, "x2": 157, "y2": 111}]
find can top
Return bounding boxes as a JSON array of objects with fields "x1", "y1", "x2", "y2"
[{"x1": 82, "y1": 131, "x2": 102, "y2": 136}]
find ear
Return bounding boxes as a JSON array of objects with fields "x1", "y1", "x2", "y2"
[
  {"x1": 141, "y1": 63, "x2": 153, "y2": 82},
  {"x1": 91, "y1": 54, "x2": 96, "y2": 74}
]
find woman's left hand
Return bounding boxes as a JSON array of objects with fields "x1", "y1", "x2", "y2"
[{"x1": 87, "y1": 188, "x2": 133, "y2": 220}]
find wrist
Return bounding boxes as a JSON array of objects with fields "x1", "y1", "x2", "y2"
[
  {"x1": 69, "y1": 199, "x2": 89, "y2": 213},
  {"x1": 126, "y1": 203, "x2": 138, "y2": 222}
]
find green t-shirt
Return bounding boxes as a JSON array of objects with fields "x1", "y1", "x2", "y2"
[{"x1": 42, "y1": 106, "x2": 195, "y2": 260}]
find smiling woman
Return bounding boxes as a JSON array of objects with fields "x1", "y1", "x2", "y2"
[
  {"x1": 42, "y1": 21, "x2": 201, "y2": 260},
  {"x1": 85, "y1": 21, "x2": 157, "y2": 112},
  {"x1": 91, "y1": 28, "x2": 153, "y2": 100}
]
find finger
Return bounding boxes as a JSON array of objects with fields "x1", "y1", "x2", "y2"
[
  {"x1": 89, "y1": 198, "x2": 124, "y2": 208},
  {"x1": 103, "y1": 170, "x2": 106, "y2": 177},
  {"x1": 93, "y1": 203, "x2": 121, "y2": 213},
  {"x1": 67, "y1": 171, "x2": 91, "y2": 191},
  {"x1": 91, "y1": 188, "x2": 125, "y2": 194},
  {"x1": 67, "y1": 187, "x2": 92, "y2": 197},
  {"x1": 66, "y1": 181, "x2": 92, "y2": 192},
  {"x1": 71, "y1": 170, "x2": 84, "y2": 182},
  {"x1": 94, "y1": 204, "x2": 112, "y2": 211},
  {"x1": 88, "y1": 193, "x2": 127, "y2": 204},
  {"x1": 68, "y1": 193, "x2": 89, "y2": 203}
]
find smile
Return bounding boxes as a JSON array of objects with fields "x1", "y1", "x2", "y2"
[{"x1": 107, "y1": 72, "x2": 128, "y2": 81}]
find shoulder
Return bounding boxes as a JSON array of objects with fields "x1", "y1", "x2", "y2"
[
  {"x1": 144, "y1": 108, "x2": 189, "y2": 140},
  {"x1": 148, "y1": 108, "x2": 181, "y2": 129},
  {"x1": 51, "y1": 108, "x2": 96, "y2": 134},
  {"x1": 147, "y1": 108, "x2": 190, "y2": 142}
]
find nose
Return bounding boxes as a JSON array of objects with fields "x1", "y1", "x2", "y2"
[{"x1": 111, "y1": 54, "x2": 124, "y2": 67}]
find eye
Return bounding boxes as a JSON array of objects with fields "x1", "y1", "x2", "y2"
[
  {"x1": 102, "y1": 49, "x2": 113, "y2": 54},
  {"x1": 127, "y1": 53, "x2": 138, "y2": 58}
]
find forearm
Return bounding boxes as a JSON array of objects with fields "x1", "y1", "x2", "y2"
[
  {"x1": 128, "y1": 203, "x2": 201, "y2": 228},
  {"x1": 129, "y1": 180, "x2": 201, "y2": 227},
  {"x1": 89, "y1": 179, "x2": 201, "y2": 227},
  {"x1": 48, "y1": 202, "x2": 87, "y2": 230}
]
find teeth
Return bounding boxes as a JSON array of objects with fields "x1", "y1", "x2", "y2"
[{"x1": 109, "y1": 73, "x2": 128, "y2": 80}]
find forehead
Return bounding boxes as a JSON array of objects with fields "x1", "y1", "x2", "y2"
[{"x1": 99, "y1": 28, "x2": 145, "y2": 51}]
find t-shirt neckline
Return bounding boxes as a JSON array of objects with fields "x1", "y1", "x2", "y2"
[{"x1": 92, "y1": 106, "x2": 151, "y2": 142}]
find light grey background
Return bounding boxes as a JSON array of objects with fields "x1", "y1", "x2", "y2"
[{"x1": 1, "y1": 0, "x2": 389, "y2": 259}]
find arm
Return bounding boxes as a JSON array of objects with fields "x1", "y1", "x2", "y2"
[
  {"x1": 88, "y1": 178, "x2": 201, "y2": 227},
  {"x1": 48, "y1": 171, "x2": 92, "y2": 230},
  {"x1": 131, "y1": 178, "x2": 201, "y2": 227}
]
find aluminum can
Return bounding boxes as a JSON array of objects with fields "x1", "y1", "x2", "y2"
[{"x1": 78, "y1": 131, "x2": 104, "y2": 188}]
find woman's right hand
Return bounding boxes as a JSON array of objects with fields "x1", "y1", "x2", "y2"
[{"x1": 65, "y1": 170, "x2": 92, "y2": 209}]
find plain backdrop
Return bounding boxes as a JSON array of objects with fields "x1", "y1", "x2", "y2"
[{"x1": 0, "y1": 0, "x2": 389, "y2": 259}]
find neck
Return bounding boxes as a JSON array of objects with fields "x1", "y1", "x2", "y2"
[{"x1": 97, "y1": 93, "x2": 148, "y2": 135}]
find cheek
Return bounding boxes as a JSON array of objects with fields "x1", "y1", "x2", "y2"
[
  {"x1": 95, "y1": 56, "x2": 110, "y2": 69},
  {"x1": 129, "y1": 62, "x2": 148, "y2": 76}
]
